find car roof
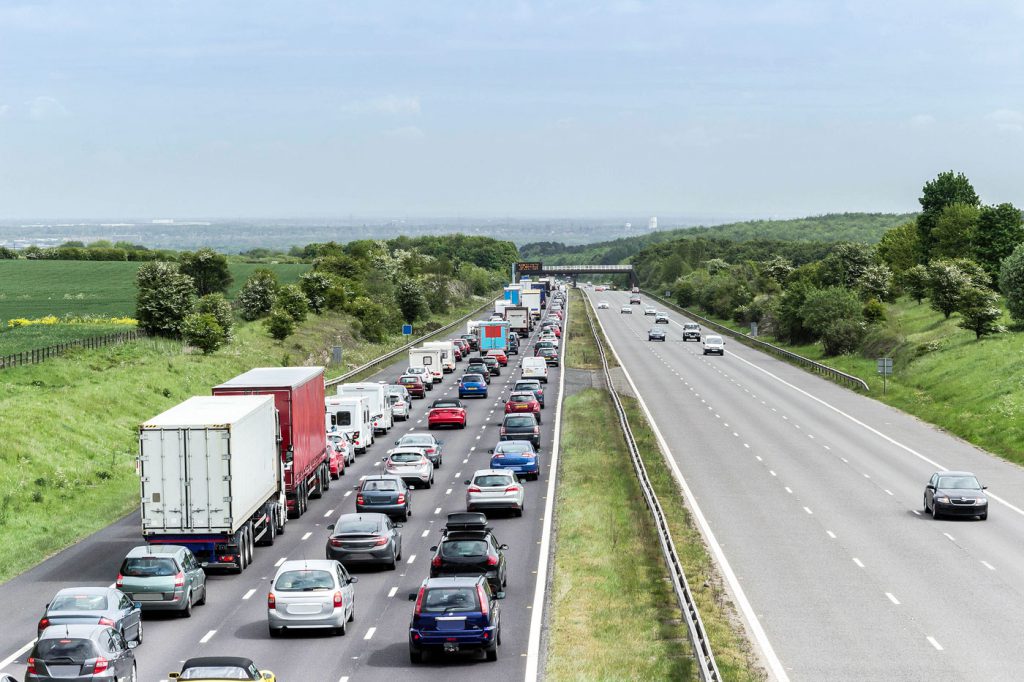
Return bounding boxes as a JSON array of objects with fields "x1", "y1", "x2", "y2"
[
  {"x1": 182, "y1": 656, "x2": 256, "y2": 670},
  {"x1": 39, "y1": 623, "x2": 111, "y2": 639},
  {"x1": 53, "y1": 586, "x2": 114, "y2": 597},
  {"x1": 473, "y1": 468, "x2": 516, "y2": 475},
  {"x1": 937, "y1": 471, "x2": 977, "y2": 477},
  {"x1": 421, "y1": 576, "x2": 485, "y2": 588},
  {"x1": 126, "y1": 545, "x2": 185, "y2": 558},
  {"x1": 276, "y1": 559, "x2": 338, "y2": 572}
]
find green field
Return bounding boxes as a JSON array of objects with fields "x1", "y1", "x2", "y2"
[
  {"x1": 0, "y1": 260, "x2": 310, "y2": 320},
  {"x1": 0, "y1": 324, "x2": 136, "y2": 357}
]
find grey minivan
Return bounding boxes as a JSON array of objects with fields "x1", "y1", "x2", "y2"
[
  {"x1": 500, "y1": 413, "x2": 541, "y2": 448},
  {"x1": 116, "y1": 545, "x2": 207, "y2": 617}
]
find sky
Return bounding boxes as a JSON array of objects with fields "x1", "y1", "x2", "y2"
[{"x1": 1, "y1": 0, "x2": 1023, "y2": 219}]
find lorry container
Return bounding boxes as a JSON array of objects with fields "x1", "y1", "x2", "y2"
[
  {"x1": 326, "y1": 395, "x2": 372, "y2": 454},
  {"x1": 520, "y1": 290, "x2": 542, "y2": 320},
  {"x1": 505, "y1": 306, "x2": 531, "y2": 335},
  {"x1": 212, "y1": 366, "x2": 328, "y2": 519},
  {"x1": 423, "y1": 340, "x2": 458, "y2": 373},
  {"x1": 503, "y1": 286, "x2": 521, "y2": 305},
  {"x1": 530, "y1": 281, "x2": 548, "y2": 309},
  {"x1": 139, "y1": 395, "x2": 285, "y2": 573},
  {"x1": 478, "y1": 320, "x2": 510, "y2": 354},
  {"x1": 409, "y1": 347, "x2": 444, "y2": 383},
  {"x1": 494, "y1": 300, "x2": 511, "y2": 318},
  {"x1": 336, "y1": 382, "x2": 394, "y2": 434}
]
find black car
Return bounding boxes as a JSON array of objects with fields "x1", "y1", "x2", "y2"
[
  {"x1": 508, "y1": 337, "x2": 519, "y2": 355},
  {"x1": 465, "y1": 362, "x2": 491, "y2": 383},
  {"x1": 481, "y1": 356, "x2": 501, "y2": 376},
  {"x1": 924, "y1": 471, "x2": 988, "y2": 520},
  {"x1": 429, "y1": 514, "x2": 508, "y2": 593},
  {"x1": 501, "y1": 413, "x2": 540, "y2": 447},
  {"x1": 536, "y1": 347, "x2": 559, "y2": 366},
  {"x1": 460, "y1": 334, "x2": 479, "y2": 351},
  {"x1": 354, "y1": 475, "x2": 412, "y2": 521},
  {"x1": 681, "y1": 323, "x2": 701, "y2": 341},
  {"x1": 648, "y1": 327, "x2": 667, "y2": 342},
  {"x1": 534, "y1": 340, "x2": 557, "y2": 355},
  {"x1": 28, "y1": 624, "x2": 136, "y2": 682},
  {"x1": 327, "y1": 512, "x2": 403, "y2": 569}
]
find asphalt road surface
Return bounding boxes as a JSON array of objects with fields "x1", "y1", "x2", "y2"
[
  {"x1": 587, "y1": 289, "x2": 1024, "y2": 681},
  {"x1": 0, "y1": 321, "x2": 563, "y2": 682}
]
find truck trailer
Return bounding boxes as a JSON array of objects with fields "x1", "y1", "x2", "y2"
[
  {"x1": 478, "y1": 320, "x2": 510, "y2": 354},
  {"x1": 520, "y1": 289, "x2": 542, "y2": 320},
  {"x1": 504, "y1": 306, "x2": 531, "y2": 335},
  {"x1": 212, "y1": 366, "x2": 328, "y2": 519},
  {"x1": 139, "y1": 395, "x2": 285, "y2": 573},
  {"x1": 336, "y1": 382, "x2": 394, "y2": 434}
]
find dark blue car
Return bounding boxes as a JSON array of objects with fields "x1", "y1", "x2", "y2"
[
  {"x1": 408, "y1": 576, "x2": 504, "y2": 663},
  {"x1": 458, "y1": 373, "x2": 489, "y2": 399},
  {"x1": 488, "y1": 440, "x2": 540, "y2": 480}
]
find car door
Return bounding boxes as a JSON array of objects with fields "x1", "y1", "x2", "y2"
[
  {"x1": 118, "y1": 592, "x2": 140, "y2": 640},
  {"x1": 108, "y1": 629, "x2": 131, "y2": 679},
  {"x1": 184, "y1": 551, "x2": 205, "y2": 598}
]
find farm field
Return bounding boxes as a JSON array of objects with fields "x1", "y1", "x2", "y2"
[
  {"x1": 0, "y1": 260, "x2": 309, "y2": 320},
  {"x1": 0, "y1": 324, "x2": 135, "y2": 357}
]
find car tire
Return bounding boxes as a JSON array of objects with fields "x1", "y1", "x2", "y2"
[
  {"x1": 387, "y1": 554, "x2": 397, "y2": 570},
  {"x1": 129, "y1": 663, "x2": 138, "y2": 682},
  {"x1": 134, "y1": 620, "x2": 144, "y2": 645},
  {"x1": 923, "y1": 496, "x2": 930, "y2": 513},
  {"x1": 402, "y1": 509, "x2": 410, "y2": 521},
  {"x1": 269, "y1": 626, "x2": 282, "y2": 638},
  {"x1": 932, "y1": 504, "x2": 941, "y2": 520},
  {"x1": 334, "y1": 620, "x2": 346, "y2": 636},
  {"x1": 181, "y1": 592, "x2": 193, "y2": 618},
  {"x1": 348, "y1": 606, "x2": 355, "y2": 623},
  {"x1": 410, "y1": 649, "x2": 423, "y2": 664},
  {"x1": 514, "y1": 507, "x2": 523, "y2": 518},
  {"x1": 197, "y1": 583, "x2": 207, "y2": 606},
  {"x1": 323, "y1": 464, "x2": 332, "y2": 489},
  {"x1": 486, "y1": 645, "x2": 498, "y2": 662}
]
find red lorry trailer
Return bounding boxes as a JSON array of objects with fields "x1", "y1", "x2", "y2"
[{"x1": 213, "y1": 367, "x2": 328, "y2": 519}]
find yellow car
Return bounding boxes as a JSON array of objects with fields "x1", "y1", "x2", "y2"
[{"x1": 169, "y1": 656, "x2": 275, "y2": 681}]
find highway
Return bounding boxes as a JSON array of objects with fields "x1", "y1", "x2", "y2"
[
  {"x1": 0, "y1": 322, "x2": 563, "y2": 681},
  {"x1": 586, "y1": 289, "x2": 1024, "y2": 681}
]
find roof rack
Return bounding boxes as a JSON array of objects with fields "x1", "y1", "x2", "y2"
[{"x1": 444, "y1": 512, "x2": 489, "y2": 532}]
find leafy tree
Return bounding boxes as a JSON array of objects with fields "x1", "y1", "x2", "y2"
[
  {"x1": 181, "y1": 313, "x2": 227, "y2": 354},
  {"x1": 702, "y1": 258, "x2": 730, "y2": 275},
  {"x1": 857, "y1": 263, "x2": 893, "y2": 302},
  {"x1": 276, "y1": 284, "x2": 309, "y2": 322},
  {"x1": 762, "y1": 256, "x2": 794, "y2": 285},
  {"x1": 862, "y1": 298, "x2": 886, "y2": 324},
  {"x1": 0, "y1": 246, "x2": 17, "y2": 259},
  {"x1": 674, "y1": 270, "x2": 710, "y2": 307},
  {"x1": 299, "y1": 271, "x2": 334, "y2": 314},
  {"x1": 975, "y1": 203, "x2": 1024, "y2": 279},
  {"x1": 931, "y1": 202, "x2": 979, "y2": 259},
  {"x1": 820, "y1": 318, "x2": 865, "y2": 356},
  {"x1": 396, "y1": 278, "x2": 428, "y2": 322},
  {"x1": 135, "y1": 262, "x2": 196, "y2": 336},
  {"x1": 195, "y1": 293, "x2": 234, "y2": 340},
  {"x1": 264, "y1": 308, "x2": 296, "y2": 340},
  {"x1": 237, "y1": 269, "x2": 279, "y2": 321},
  {"x1": 998, "y1": 244, "x2": 1024, "y2": 324},
  {"x1": 902, "y1": 264, "x2": 930, "y2": 304},
  {"x1": 916, "y1": 171, "x2": 980, "y2": 262},
  {"x1": 957, "y1": 286, "x2": 1003, "y2": 339},
  {"x1": 926, "y1": 260, "x2": 972, "y2": 319},
  {"x1": 348, "y1": 296, "x2": 393, "y2": 343},
  {"x1": 178, "y1": 248, "x2": 232, "y2": 296},
  {"x1": 772, "y1": 281, "x2": 816, "y2": 344},
  {"x1": 424, "y1": 275, "x2": 453, "y2": 314},
  {"x1": 799, "y1": 287, "x2": 862, "y2": 338},
  {"x1": 817, "y1": 242, "x2": 873, "y2": 288}
]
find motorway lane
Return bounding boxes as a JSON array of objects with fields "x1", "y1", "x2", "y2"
[
  {"x1": 0, "y1": 323, "x2": 563, "y2": 682},
  {"x1": 588, "y1": 289, "x2": 1024, "y2": 680}
]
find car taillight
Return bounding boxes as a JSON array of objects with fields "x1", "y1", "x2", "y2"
[
  {"x1": 505, "y1": 485, "x2": 520, "y2": 493},
  {"x1": 500, "y1": 427, "x2": 507, "y2": 435},
  {"x1": 93, "y1": 657, "x2": 109, "y2": 674},
  {"x1": 426, "y1": 447, "x2": 436, "y2": 454},
  {"x1": 357, "y1": 495, "x2": 365, "y2": 504},
  {"x1": 477, "y1": 584, "x2": 489, "y2": 617},
  {"x1": 174, "y1": 571, "x2": 185, "y2": 587},
  {"x1": 468, "y1": 485, "x2": 482, "y2": 493},
  {"x1": 330, "y1": 538, "x2": 344, "y2": 547},
  {"x1": 486, "y1": 554, "x2": 499, "y2": 566},
  {"x1": 26, "y1": 658, "x2": 37, "y2": 674},
  {"x1": 115, "y1": 574, "x2": 124, "y2": 587},
  {"x1": 431, "y1": 555, "x2": 442, "y2": 567},
  {"x1": 268, "y1": 593, "x2": 276, "y2": 609},
  {"x1": 373, "y1": 535, "x2": 389, "y2": 546},
  {"x1": 37, "y1": 617, "x2": 49, "y2": 630},
  {"x1": 397, "y1": 493, "x2": 406, "y2": 504},
  {"x1": 98, "y1": 617, "x2": 114, "y2": 626},
  {"x1": 414, "y1": 587, "x2": 426, "y2": 615},
  {"x1": 333, "y1": 591, "x2": 344, "y2": 608},
  {"x1": 533, "y1": 426, "x2": 539, "y2": 434}
]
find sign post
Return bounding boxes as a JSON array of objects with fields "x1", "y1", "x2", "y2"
[
  {"x1": 750, "y1": 321, "x2": 758, "y2": 338},
  {"x1": 876, "y1": 357, "x2": 893, "y2": 394},
  {"x1": 332, "y1": 345, "x2": 343, "y2": 365}
]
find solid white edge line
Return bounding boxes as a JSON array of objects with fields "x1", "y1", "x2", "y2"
[
  {"x1": 0, "y1": 641, "x2": 33, "y2": 670},
  {"x1": 524, "y1": 299, "x2": 569, "y2": 682},
  {"x1": 589, "y1": 292, "x2": 790, "y2": 682}
]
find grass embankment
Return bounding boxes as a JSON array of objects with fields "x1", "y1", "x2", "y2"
[
  {"x1": 670, "y1": 294, "x2": 1024, "y2": 467},
  {"x1": 0, "y1": 297, "x2": 486, "y2": 583},
  {"x1": 0, "y1": 324, "x2": 134, "y2": 356}
]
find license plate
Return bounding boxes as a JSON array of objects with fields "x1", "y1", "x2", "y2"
[
  {"x1": 133, "y1": 593, "x2": 164, "y2": 601},
  {"x1": 444, "y1": 642, "x2": 460, "y2": 652}
]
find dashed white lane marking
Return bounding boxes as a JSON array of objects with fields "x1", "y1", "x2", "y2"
[
  {"x1": 344, "y1": 491, "x2": 352, "y2": 497},
  {"x1": 200, "y1": 630, "x2": 217, "y2": 644},
  {"x1": 733, "y1": 432, "x2": 739, "y2": 437},
  {"x1": 803, "y1": 506, "x2": 813, "y2": 515},
  {"x1": 807, "y1": 434, "x2": 814, "y2": 439},
  {"x1": 0, "y1": 641, "x2": 32, "y2": 670},
  {"x1": 373, "y1": 461, "x2": 380, "y2": 467},
  {"x1": 884, "y1": 489, "x2": 894, "y2": 496},
  {"x1": 853, "y1": 558, "x2": 865, "y2": 568},
  {"x1": 364, "y1": 627, "x2": 377, "y2": 640},
  {"x1": 823, "y1": 445, "x2": 830, "y2": 450},
  {"x1": 785, "y1": 487, "x2": 793, "y2": 494},
  {"x1": 340, "y1": 676, "x2": 350, "y2": 682},
  {"x1": 826, "y1": 530, "x2": 837, "y2": 539},
  {"x1": 756, "y1": 455, "x2": 763, "y2": 462},
  {"x1": 243, "y1": 588, "x2": 257, "y2": 600},
  {"x1": 463, "y1": 458, "x2": 469, "y2": 463},
  {"x1": 469, "y1": 446, "x2": 476, "y2": 451},
  {"x1": 454, "y1": 472, "x2": 461, "y2": 477},
  {"x1": 324, "y1": 509, "x2": 335, "y2": 517},
  {"x1": 769, "y1": 470, "x2": 777, "y2": 477},
  {"x1": 301, "y1": 531, "x2": 312, "y2": 540},
  {"x1": 927, "y1": 636, "x2": 943, "y2": 651},
  {"x1": 407, "y1": 554, "x2": 416, "y2": 564},
  {"x1": 421, "y1": 530, "x2": 429, "y2": 538},
  {"x1": 275, "y1": 557, "x2": 287, "y2": 567},
  {"x1": 434, "y1": 507, "x2": 442, "y2": 514},
  {"x1": 886, "y1": 592, "x2": 900, "y2": 605},
  {"x1": 841, "y1": 457, "x2": 848, "y2": 463},
  {"x1": 912, "y1": 510, "x2": 921, "y2": 516},
  {"x1": 981, "y1": 560, "x2": 996, "y2": 571},
  {"x1": 943, "y1": 532, "x2": 956, "y2": 542},
  {"x1": 743, "y1": 443, "x2": 750, "y2": 448},
  {"x1": 445, "y1": 488, "x2": 452, "y2": 495},
  {"x1": 387, "y1": 587, "x2": 398, "y2": 598}
]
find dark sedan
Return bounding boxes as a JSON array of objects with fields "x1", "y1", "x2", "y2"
[
  {"x1": 500, "y1": 413, "x2": 540, "y2": 447},
  {"x1": 481, "y1": 356, "x2": 501, "y2": 376},
  {"x1": 536, "y1": 347, "x2": 559, "y2": 366},
  {"x1": 38, "y1": 587, "x2": 142, "y2": 645},
  {"x1": 28, "y1": 624, "x2": 136, "y2": 682},
  {"x1": 465, "y1": 363, "x2": 491, "y2": 383},
  {"x1": 429, "y1": 517, "x2": 508, "y2": 594},
  {"x1": 924, "y1": 471, "x2": 988, "y2": 520},
  {"x1": 327, "y1": 512, "x2": 403, "y2": 570},
  {"x1": 354, "y1": 475, "x2": 412, "y2": 521},
  {"x1": 648, "y1": 327, "x2": 666, "y2": 342}
]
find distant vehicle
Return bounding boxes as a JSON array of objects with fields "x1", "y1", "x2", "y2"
[
  {"x1": 682, "y1": 323, "x2": 701, "y2": 341},
  {"x1": 336, "y1": 382, "x2": 394, "y2": 434},
  {"x1": 512, "y1": 379, "x2": 545, "y2": 407},
  {"x1": 644, "y1": 307, "x2": 656, "y2": 316},
  {"x1": 648, "y1": 327, "x2": 666, "y2": 342},
  {"x1": 521, "y1": 357, "x2": 549, "y2": 383},
  {"x1": 37, "y1": 586, "x2": 143, "y2": 645},
  {"x1": 702, "y1": 335, "x2": 725, "y2": 355},
  {"x1": 488, "y1": 440, "x2": 540, "y2": 481},
  {"x1": 383, "y1": 449, "x2": 435, "y2": 488},
  {"x1": 268, "y1": 559, "x2": 357, "y2": 637},
  {"x1": 117, "y1": 545, "x2": 207, "y2": 616},
  {"x1": 429, "y1": 514, "x2": 508, "y2": 593},
  {"x1": 398, "y1": 374, "x2": 427, "y2": 399},
  {"x1": 326, "y1": 395, "x2": 373, "y2": 454},
  {"x1": 536, "y1": 347, "x2": 560, "y2": 366},
  {"x1": 460, "y1": 333, "x2": 479, "y2": 351},
  {"x1": 629, "y1": 295, "x2": 641, "y2": 305},
  {"x1": 168, "y1": 656, "x2": 275, "y2": 681},
  {"x1": 408, "y1": 576, "x2": 504, "y2": 663},
  {"x1": 465, "y1": 363, "x2": 491, "y2": 384},
  {"x1": 326, "y1": 437, "x2": 347, "y2": 479},
  {"x1": 631, "y1": 287, "x2": 640, "y2": 294},
  {"x1": 504, "y1": 392, "x2": 542, "y2": 424},
  {"x1": 327, "y1": 430, "x2": 357, "y2": 466},
  {"x1": 409, "y1": 347, "x2": 444, "y2": 384},
  {"x1": 466, "y1": 469, "x2": 526, "y2": 515},
  {"x1": 354, "y1": 475, "x2": 411, "y2": 520},
  {"x1": 500, "y1": 413, "x2": 540, "y2": 447},
  {"x1": 597, "y1": 301, "x2": 609, "y2": 309},
  {"x1": 386, "y1": 384, "x2": 412, "y2": 420},
  {"x1": 327, "y1": 512, "x2": 403, "y2": 570},
  {"x1": 428, "y1": 398, "x2": 468, "y2": 430},
  {"x1": 403, "y1": 366, "x2": 434, "y2": 390},
  {"x1": 924, "y1": 472, "x2": 988, "y2": 520},
  {"x1": 481, "y1": 356, "x2": 501, "y2": 376},
  {"x1": 654, "y1": 313, "x2": 669, "y2": 324},
  {"x1": 486, "y1": 348, "x2": 508, "y2": 366},
  {"x1": 394, "y1": 432, "x2": 444, "y2": 468},
  {"x1": 29, "y1": 623, "x2": 137, "y2": 682},
  {"x1": 620, "y1": 305, "x2": 632, "y2": 314},
  {"x1": 507, "y1": 335, "x2": 520, "y2": 355},
  {"x1": 533, "y1": 340, "x2": 557, "y2": 355}
]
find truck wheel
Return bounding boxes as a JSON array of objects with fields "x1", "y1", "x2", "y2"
[
  {"x1": 264, "y1": 510, "x2": 277, "y2": 546},
  {"x1": 323, "y1": 464, "x2": 332, "y2": 490},
  {"x1": 310, "y1": 472, "x2": 323, "y2": 500}
]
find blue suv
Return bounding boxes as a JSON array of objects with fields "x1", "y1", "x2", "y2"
[{"x1": 408, "y1": 576, "x2": 504, "y2": 663}]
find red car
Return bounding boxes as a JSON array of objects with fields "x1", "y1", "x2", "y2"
[
  {"x1": 452, "y1": 346, "x2": 463, "y2": 361},
  {"x1": 452, "y1": 338, "x2": 471, "y2": 357},
  {"x1": 398, "y1": 374, "x2": 427, "y2": 398},
  {"x1": 486, "y1": 349, "x2": 508, "y2": 366},
  {"x1": 326, "y1": 439, "x2": 347, "y2": 479},
  {"x1": 427, "y1": 398, "x2": 467, "y2": 429},
  {"x1": 504, "y1": 392, "x2": 542, "y2": 424}
]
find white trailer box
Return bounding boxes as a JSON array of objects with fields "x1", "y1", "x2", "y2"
[
  {"x1": 336, "y1": 382, "x2": 393, "y2": 434},
  {"x1": 423, "y1": 340, "x2": 457, "y2": 373},
  {"x1": 521, "y1": 290, "x2": 542, "y2": 319},
  {"x1": 409, "y1": 347, "x2": 444, "y2": 383},
  {"x1": 325, "y1": 395, "x2": 373, "y2": 453},
  {"x1": 140, "y1": 395, "x2": 282, "y2": 538},
  {"x1": 505, "y1": 306, "x2": 530, "y2": 335},
  {"x1": 494, "y1": 300, "x2": 511, "y2": 317}
]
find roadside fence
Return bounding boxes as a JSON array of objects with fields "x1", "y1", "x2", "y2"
[{"x1": 0, "y1": 330, "x2": 146, "y2": 371}]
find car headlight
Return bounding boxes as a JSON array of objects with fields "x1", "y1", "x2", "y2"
[
  {"x1": 936, "y1": 496, "x2": 950, "y2": 504},
  {"x1": 976, "y1": 498, "x2": 988, "y2": 506}
]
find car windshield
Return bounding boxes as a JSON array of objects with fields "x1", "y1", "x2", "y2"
[
  {"x1": 49, "y1": 594, "x2": 108, "y2": 611},
  {"x1": 650, "y1": 328, "x2": 662, "y2": 333},
  {"x1": 390, "y1": 453, "x2": 424, "y2": 463},
  {"x1": 496, "y1": 442, "x2": 533, "y2": 454},
  {"x1": 121, "y1": 557, "x2": 177, "y2": 577},
  {"x1": 275, "y1": 569, "x2": 334, "y2": 591},
  {"x1": 180, "y1": 667, "x2": 252, "y2": 680},
  {"x1": 362, "y1": 479, "x2": 398, "y2": 492},
  {"x1": 422, "y1": 587, "x2": 479, "y2": 613},
  {"x1": 937, "y1": 475, "x2": 982, "y2": 489},
  {"x1": 505, "y1": 416, "x2": 535, "y2": 427},
  {"x1": 475, "y1": 474, "x2": 514, "y2": 487},
  {"x1": 35, "y1": 638, "x2": 95, "y2": 660},
  {"x1": 336, "y1": 518, "x2": 380, "y2": 533},
  {"x1": 705, "y1": 336, "x2": 723, "y2": 344},
  {"x1": 463, "y1": 374, "x2": 484, "y2": 382},
  {"x1": 388, "y1": 395, "x2": 402, "y2": 404},
  {"x1": 684, "y1": 324, "x2": 699, "y2": 329},
  {"x1": 401, "y1": 435, "x2": 432, "y2": 446},
  {"x1": 441, "y1": 539, "x2": 488, "y2": 557}
]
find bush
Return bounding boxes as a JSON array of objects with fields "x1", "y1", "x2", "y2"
[
  {"x1": 0, "y1": 246, "x2": 17, "y2": 259},
  {"x1": 927, "y1": 260, "x2": 972, "y2": 319},
  {"x1": 178, "y1": 248, "x2": 232, "y2": 296},
  {"x1": 264, "y1": 308, "x2": 296, "y2": 340},
  {"x1": 237, "y1": 269, "x2": 279, "y2": 321},
  {"x1": 901, "y1": 264, "x2": 929, "y2": 304},
  {"x1": 862, "y1": 298, "x2": 886, "y2": 324},
  {"x1": 396, "y1": 278, "x2": 429, "y2": 322},
  {"x1": 195, "y1": 293, "x2": 234, "y2": 340},
  {"x1": 299, "y1": 271, "x2": 334, "y2": 314},
  {"x1": 799, "y1": 286, "x2": 862, "y2": 338},
  {"x1": 999, "y1": 244, "x2": 1024, "y2": 324},
  {"x1": 276, "y1": 284, "x2": 309, "y2": 322},
  {"x1": 957, "y1": 285, "x2": 1004, "y2": 339},
  {"x1": 181, "y1": 313, "x2": 227, "y2": 354},
  {"x1": 820, "y1": 318, "x2": 865, "y2": 356},
  {"x1": 135, "y1": 262, "x2": 196, "y2": 337}
]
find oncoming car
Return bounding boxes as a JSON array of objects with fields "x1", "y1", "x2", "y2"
[
  {"x1": 597, "y1": 301, "x2": 610, "y2": 309},
  {"x1": 702, "y1": 335, "x2": 725, "y2": 355},
  {"x1": 648, "y1": 327, "x2": 666, "y2": 342},
  {"x1": 924, "y1": 471, "x2": 989, "y2": 520},
  {"x1": 169, "y1": 656, "x2": 275, "y2": 681}
]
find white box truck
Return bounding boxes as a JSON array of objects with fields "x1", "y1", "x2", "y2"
[
  {"x1": 139, "y1": 395, "x2": 285, "y2": 573},
  {"x1": 521, "y1": 289, "x2": 542, "y2": 320},
  {"x1": 505, "y1": 306, "x2": 530, "y2": 335},
  {"x1": 336, "y1": 382, "x2": 393, "y2": 434},
  {"x1": 423, "y1": 340, "x2": 457, "y2": 373},
  {"x1": 325, "y1": 395, "x2": 373, "y2": 454},
  {"x1": 409, "y1": 347, "x2": 444, "y2": 383}
]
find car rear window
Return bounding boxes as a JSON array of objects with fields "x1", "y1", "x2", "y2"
[
  {"x1": 331, "y1": 412, "x2": 353, "y2": 427},
  {"x1": 496, "y1": 442, "x2": 532, "y2": 454},
  {"x1": 120, "y1": 557, "x2": 178, "y2": 577},
  {"x1": 505, "y1": 416, "x2": 536, "y2": 427},
  {"x1": 432, "y1": 401, "x2": 460, "y2": 408},
  {"x1": 509, "y1": 394, "x2": 534, "y2": 402},
  {"x1": 362, "y1": 479, "x2": 399, "y2": 491},
  {"x1": 275, "y1": 569, "x2": 334, "y2": 591},
  {"x1": 441, "y1": 540, "x2": 488, "y2": 557},
  {"x1": 390, "y1": 453, "x2": 424, "y2": 463},
  {"x1": 336, "y1": 518, "x2": 380, "y2": 533},
  {"x1": 422, "y1": 587, "x2": 479, "y2": 613},
  {"x1": 400, "y1": 435, "x2": 432, "y2": 446},
  {"x1": 463, "y1": 374, "x2": 484, "y2": 382},
  {"x1": 35, "y1": 638, "x2": 96, "y2": 660},
  {"x1": 180, "y1": 667, "x2": 252, "y2": 680},
  {"x1": 49, "y1": 594, "x2": 109, "y2": 611},
  {"x1": 474, "y1": 474, "x2": 514, "y2": 487}
]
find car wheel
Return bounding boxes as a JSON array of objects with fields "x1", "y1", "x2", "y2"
[
  {"x1": 269, "y1": 626, "x2": 282, "y2": 638},
  {"x1": 334, "y1": 619, "x2": 346, "y2": 636},
  {"x1": 129, "y1": 663, "x2": 138, "y2": 682},
  {"x1": 348, "y1": 606, "x2": 355, "y2": 623},
  {"x1": 181, "y1": 592, "x2": 193, "y2": 618},
  {"x1": 923, "y1": 496, "x2": 930, "y2": 513},
  {"x1": 932, "y1": 504, "x2": 941, "y2": 520},
  {"x1": 197, "y1": 583, "x2": 207, "y2": 606},
  {"x1": 486, "y1": 645, "x2": 498, "y2": 662},
  {"x1": 410, "y1": 649, "x2": 423, "y2": 664},
  {"x1": 514, "y1": 507, "x2": 523, "y2": 518},
  {"x1": 426, "y1": 476, "x2": 433, "y2": 489},
  {"x1": 436, "y1": 458, "x2": 442, "y2": 469},
  {"x1": 387, "y1": 554, "x2": 397, "y2": 570},
  {"x1": 134, "y1": 620, "x2": 144, "y2": 645},
  {"x1": 403, "y1": 509, "x2": 410, "y2": 521}
]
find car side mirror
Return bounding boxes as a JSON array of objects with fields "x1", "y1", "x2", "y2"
[
  {"x1": 263, "y1": 674, "x2": 274, "y2": 681},
  {"x1": 429, "y1": 546, "x2": 438, "y2": 552},
  {"x1": 353, "y1": 485, "x2": 360, "y2": 490},
  {"x1": 487, "y1": 448, "x2": 495, "y2": 454},
  {"x1": 349, "y1": 576, "x2": 359, "y2": 584},
  {"x1": 394, "y1": 441, "x2": 400, "y2": 445},
  {"x1": 327, "y1": 524, "x2": 335, "y2": 531},
  {"x1": 408, "y1": 593, "x2": 418, "y2": 601},
  {"x1": 926, "y1": 484, "x2": 935, "y2": 490},
  {"x1": 133, "y1": 601, "x2": 142, "y2": 610},
  {"x1": 499, "y1": 544, "x2": 509, "y2": 550},
  {"x1": 983, "y1": 486, "x2": 989, "y2": 490},
  {"x1": 395, "y1": 523, "x2": 404, "y2": 528},
  {"x1": 464, "y1": 479, "x2": 471, "y2": 485},
  {"x1": 496, "y1": 591, "x2": 506, "y2": 600},
  {"x1": 127, "y1": 640, "x2": 139, "y2": 650},
  {"x1": 169, "y1": 674, "x2": 180, "y2": 680}
]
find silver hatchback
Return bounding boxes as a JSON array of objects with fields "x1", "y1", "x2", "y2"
[
  {"x1": 383, "y1": 448, "x2": 435, "y2": 488},
  {"x1": 268, "y1": 559, "x2": 357, "y2": 637},
  {"x1": 464, "y1": 469, "x2": 525, "y2": 516}
]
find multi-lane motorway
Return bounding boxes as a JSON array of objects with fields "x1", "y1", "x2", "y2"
[
  {"x1": 0, "y1": 324, "x2": 562, "y2": 681},
  {"x1": 588, "y1": 289, "x2": 1024, "y2": 681}
]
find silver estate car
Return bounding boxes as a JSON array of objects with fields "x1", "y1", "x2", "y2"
[
  {"x1": 465, "y1": 469, "x2": 525, "y2": 516},
  {"x1": 383, "y1": 448, "x2": 435, "y2": 488},
  {"x1": 268, "y1": 559, "x2": 357, "y2": 637}
]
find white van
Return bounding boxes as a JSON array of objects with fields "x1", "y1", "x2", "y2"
[
  {"x1": 423, "y1": 341, "x2": 457, "y2": 373},
  {"x1": 409, "y1": 347, "x2": 444, "y2": 383},
  {"x1": 521, "y1": 356, "x2": 549, "y2": 383},
  {"x1": 336, "y1": 382, "x2": 393, "y2": 434},
  {"x1": 325, "y1": 395, "x2": 373, "y2": 454}
]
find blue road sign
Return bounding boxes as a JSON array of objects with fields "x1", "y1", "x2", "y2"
[{"x1": 402, "y1": 324, "x2": 413, "y2": 336}]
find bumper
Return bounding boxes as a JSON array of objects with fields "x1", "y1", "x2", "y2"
[
  {"x1": 269, "y1": 607, "x2": 346, "y2": 629},
  {"x1": 703, "y1": 348, "x2": 724, "y2": 354},
  {"x1": 935, "y1": 502, "x2": 987, "y2": 517},
  {"x1": 429, "y1": 417, "x2": 465, "y2": 428},
  {"x1": 328, "y1": 546, "x2": 395, "y2": 564},
  {"x1": 357, "y1": 503, "x2": 407, "y2": 517},
  {"x1": 501, "y1": 433, "x2": 541, "y2": 447},
  {"x1": 410, "y1": 627, "x2": 497, "y2": 652},
  {"x1": 123, "y1": 590, "x2": 189, "y2": 611},
  {"x1": 459, "y1": 389, "x2": 487, "y2": 398},
  {"x1": 490, "y1": 461, "x2": 539, "y2": 476},
  {"x1": 468, "y1": 496, "x2": 523, "y2": 510}
]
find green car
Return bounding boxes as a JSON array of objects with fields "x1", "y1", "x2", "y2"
[{"x1": 116, "y1": 545, "x2": 207, "y2": 616}]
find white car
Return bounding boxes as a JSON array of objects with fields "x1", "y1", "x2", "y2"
[
  {"x1": 465, "y1": 469, "x2": 525, "y2": 515},
  {"x1": 386, "y1": 385, "x2": 412, "y2": 421},
  {"x1": 620, "y1": 305, "x2": 632, "y2": 314},
  {"x1": 383, "y1": 448, "x2": 435, "y2": 488},
  {"x1": 404, "y1": 366, "x2": 434, "y2": 390},
  {"x1": 327, "y1": 430, "x2": 356, "y2": 466},
  {"x1": 702, "y1": 335, "x2": 725, "y2": 355},
  {"x1": 644, "y1": 307, "x2": 656, "y2": 316},
  {"x1": 268, "y1": 559, "x2": 357, "y2": 637},
  {"x1": 597, "y1": 301, "x2": 609, "y2": 309},
  {"x1": 538, "y1": 332, "x2": 560, "y2": 348},
  {"x1": 521, "y1": 356, "x2": 549, "y2": 383}
]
